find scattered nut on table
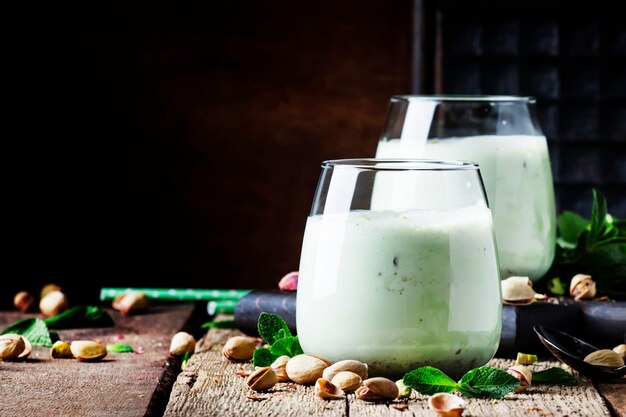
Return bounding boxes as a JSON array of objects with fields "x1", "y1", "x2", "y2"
[
  {"x1": 70, "y1": 340, "x2": 108, "y2": 362},
  {"x1": 428, "y1": 392, "x2": 466, "y2": 417},
  {"x1": 246, "y1": 366, "x2": 278, "y2": 391},
  {"x1": 112, "y1": 291, "x2": 150, "y2": 314},
  {"x1": 51, "y1": 341, "x2": 74, "y2": 359},
  {"x1": 270, "y1": 355, "x2": 291, "y2": 382},
  {"x1": 330, "y1": 371, "x2": 362, "y2": 392},
  {"x1": 39, "y1": 290, "x2": 68, "y2": 318},
  {"x1": 322, "y1": 359, "x2": 368, "y2": 382},
  {"x1": 395, "y1": 379, "x2": 411, "y2": 399},
  {"x1": 222, "y1": 336, "x2": 257, "y2": 362},
  {"x1": 613, "y1": 344, "x2": 626, "y2": 361},
  {"x1": 169, "y1": 332, "x2": 196, "y2": 356},
  {"x1": 40, "y1": 283, "x2": 61, "y2": 299},
  {"x1": 0, "y1": 334, "x2": 26, "y2": 360},
  {"x1": 13, "y1": 291, "x2": 34, "y2": 313},
  {"x1": 286, "y1": 354, "x2": 331, "y2": 385},
  {"x1": 355, "y1": 377, "x2": 399, "y2": 401},
  {"x1": 501, "y1": 276, "x2": 538, "y2": 305},
  {"x1": 315, "y1": 378, "x2": 344, "y2": 400},
  {"x1": 507, "y1": 364, "x2": 532, "y2": 392},
  {"x1": 570, "y1": 274, "x2": 596, "y2": 300}
]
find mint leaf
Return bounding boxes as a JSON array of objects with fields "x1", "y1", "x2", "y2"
[
  {"x1": 1, "y1": 318, "x2": 58, "y2": 347},
  {"x1": 457, "y1": 366, "x2": 520, "y2": 399},
  {"x1": 403, "y1": 366, "x2": 458, "y2": 395},
  {"x1": 45, "y1": 306, "x2": 114, "y2": 329},
  {"x1": 201, "y1": 320, "x2": 237, "y2": 329},
  {"x1": 558, "y1": 211, "x2": 589, "y2": 246},
  {"x1": 252, "y1": 347, "x2": 276, "y2": 367},
  {"x1": 257, "y1": 313, "x2": 291, "y2": 345},
  {"x1": 533, "y1": 368, "x2": 578, "y2": 386},
  {"x1": 588, "y1": 189, "x2": 608, "y2": 248},
  {"x1": 547, "y1": 277, "x2": 566, "y2": 296},
  {"x1": 269, "y1": 336, "x2": 303, "y2": 357},
  {"x1": 106, "y1": 343, "x2": 134, "y2": 353}
]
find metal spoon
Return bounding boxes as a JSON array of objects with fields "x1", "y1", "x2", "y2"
[{"x1": 533, "y1": 325, "x2": 626, "y2": 381}]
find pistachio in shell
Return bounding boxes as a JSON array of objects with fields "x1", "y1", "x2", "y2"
[
  {"x1": 355, "y1": 377, "x2": 398, "y2": 401},
  {"x1": 14, "y1": 291, "x2": 34, "y2": 313},
  {"x1": 51, "y1": 341, "x2": 74, "y2": 359},
  {"x1": 70, "y1": 340, "x2": 108, "y2": 362},
  {"x1": 330, "y1": 371, "x2": 362, "y2": 392},
  {"x1": 169, "y1": 332, "x2": 196, "y2": 356},
  {"x1": 501, "y1": 276, "x2": 538, "y2": 305},
  {"x1": 39, "y1": 290, "x2": 68, "y2": 318},
  {"x1": 286, "y1": 354, "x2": 331, "y2": 385},
  {"x1": 583, "y1": 349, "x2": 625, "y2": 369},
  {"x1": 246, "y1": 366, "x2": 278, "y2": 391},
  {"x1": 0, "y1": 334, "x2": 26, "y2": 360},
  {"x1": 270, "y1": 355, "x2": 291, "y2": 382},
  {"x1": 315, "y1": 378, "x2": 344, "y2": 400},
  {"x1": 570, "y1": 274, "x2": 596, "y2": 301},
  {"x1": 112, "y1": 291, "x2": 150, "y2": 314},
  {"x1": 506, "y1": 365, "x2": 532, "y2": 392},
  {"x1": 222, "y1": 336, "x2": 256, "y2": 362},
  {"x1": 428, "y1": 392, "x2": 466, "y2": 417},
  {"x1": 613, "y1": 344, "x2": 626, "y2": 361},
  {"x1": 322, "y1": 359, "x2": 368, "y2": 382}
]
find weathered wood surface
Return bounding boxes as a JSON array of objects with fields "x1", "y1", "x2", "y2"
[
  {"x1": 0, "y1": 305, "x2": 194, "y2": 417},
  {"x1": 165, "y1": 324, "x2": 623, "y2": 417}
]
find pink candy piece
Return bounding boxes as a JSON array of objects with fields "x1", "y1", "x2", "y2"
[{"x1": 278, "y1": 271, "x2": 299, "y2": 291}]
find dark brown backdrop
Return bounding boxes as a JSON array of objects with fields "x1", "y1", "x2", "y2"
[{"x1": 5, "y1": 2, "x2": 412, "y2": 305}]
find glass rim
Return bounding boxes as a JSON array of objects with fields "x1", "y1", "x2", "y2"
[
  {"x1": 391, "y1": 95, "x2": 536, "y2": 104},
  {"x1": 321, "y1": 158, "x2": 479, "y2": 171}
]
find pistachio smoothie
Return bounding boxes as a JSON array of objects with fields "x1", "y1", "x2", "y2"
[
  {"x1": 376, "y1": 135, "x2": 556, "y2": 280},
  {"x1": 296, "y1": 204, "x2": 502, "y2": 378}
]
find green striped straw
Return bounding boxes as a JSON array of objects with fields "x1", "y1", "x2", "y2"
[
  {"x1": 100, "y1": 288, "x2": 251, "y2": 302},
  {"x1": 207, "y1": 299, "x2": 238, "y2": 315}
]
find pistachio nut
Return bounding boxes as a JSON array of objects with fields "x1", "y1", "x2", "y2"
[
  {"x1": 506, "y1": 365, "x2": 532, "y2": 392},
  {"x1": 169, "y1": 332, "x2": 196, "y2": 356},
  {"x1": 222, "y1": 336, "x2": 256, "y2": 362},
  {"x1": 570, "y1": 274, "x2": 596, "y2": 300},
  {"x1": 39, "y1": 290, "x2": 68, "y2": 318},
  {"x1": 0, "y1": 334, "x2": 26, "y2": 360},
  {"x1": 286, "y1": 354, "x2": 331, "y2": 385},
  {"x1": 112, "y1": 291, "x2": 150, "y2": 314},
  {"x1": 322, "y1": 359, "x2": 368, "y2": 382},
  {"x1": 278, "y1": 271, "x2": 299, "y2": 291},
  {"x1": 355, "y1": 377, "x2": 399, "y2": 401},
  {"x1": 516, "y1": 352, "x2": 538, "y2": 365},
  {"x1": 270, "y1": 355, "x2": 291, "y2": 382},
  {"x1": 315, "y1": 378, "x2": 344, "y2": 400},
  {"x1": 395, "y1": 379, "x2": 411, "y2": 399},
  {"x1": 501, "y1": 276, "x2": 537, "y2": 305},
  {"x1": 330, "y1": 371, "x2": 362, "y2": 392},
  {"x1": 51, "y1": 341, "x2": 74, "y2": 359},
  {"x1": 41, "y1": 283, "x2": 61, "y2": 299},
  {"x1": 14, "y1": 291, "x2": 34, "y2": 313},
  {"x1": 428, "y1": 392, "x2": 466, "y2": 417},
  {"x1": 70, "y1": 340, "x2": 108, "y2": 362},
  {"x1": 17, "y1": 337, "x2": 32, "y2": 360},
  {"x1": 246, "y1": 366, "x2": 278, "y2": 391},
  {"x1": 613, "y1": 344, "x2": 626, "y2": 361},
  {"x1": 583, "y1": 349, "x2": 625, "y2": 369}
]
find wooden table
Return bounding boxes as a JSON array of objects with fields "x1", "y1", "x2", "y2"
[{"x1": 1, "y1": 307, "x2": 623, "y2": 416}]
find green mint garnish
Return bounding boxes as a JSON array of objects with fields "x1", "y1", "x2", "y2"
[
  {"x1": 532, "y1": 367, "x2": 578, "y2": 386},
  {"x1": 106, "y1": 343, "x2": 134, "y2": 353},
  {"x1": 44, "y1": 306, "x2": 114, "y2": 329},
  {"x1": 201, "y1": 320, "x2": 237, "y2": 329},
  {"x1": 252, "y1": 313, "x2": 303, "y2": 367},
  {"x1": 1, "y1": 318, "x2": 58, "y2": 347},
  {"x1": 257, "y1": 312, "x2": 292, "y2": 345},
  {"x1": 269, "y1": 336, "x2": 303, "y2": 358},
  {"x1": 403, "y1": 366, "x2": 457, "y2": 395},
  {"x1": 253, "y1": 347, "x2": 276, "y2": 367}
]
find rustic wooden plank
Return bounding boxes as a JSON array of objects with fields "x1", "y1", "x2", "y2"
[
  {"x1": 0, "y1": 305, "x2": 194, "y2": 417},
  {"x1": 167, "y1": 324, "x2": 616, "y2": 417},
  {"x1": 597, "y1": 381, "x2": 626, "y2": 417}
]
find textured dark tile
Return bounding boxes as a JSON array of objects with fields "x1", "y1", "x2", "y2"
[
  {"x1": 520, "y1": 20, "x2": 559, "y2": 56},
  {"x1": 563, "y1": 18, "x2": 600, "y2": 57},
  {"x1": 536, "y1": 104, "x2": 559, "y2": 140},
  {"x1": 560, "y1": 105, "x2": 600, "y2": 140},
  {"x1": 482, "y1": 20, "x2": 519, "y2": 55},
  {"x1": 559, "y1": 186, "x2": 594, "y2": 216},
  {"x1": 561, "y1": 64, "x2": 600, "y2": 99},
  {"x1": 442, "y1": 17, "x2": 482, "y2": 56},
  {"x1": 520, "y1": 62, "x2": 560, "y2": 99},
  {"x1": 601, "y1": 106, "x2": 626, "y2": 141},
  {"x1": 602, "y1": 64, "x2": 626, "y2": 99},
  {"x1": 604, "y1": 20, "x2": 626, "y2": 56},
  {"x1": 442, "y1": 59, "x2": 481, "y2": 94},
  {"x1": 561, "y1": 145, "x2": 602, "y2": 182},
  {"x1": 604, "y1": 148, "x2": 626, "y2": 181},
  {"x1": 605, "y1": 189, "x2": 626, "y2": 218},
  {"x1": 480, "y1": 61, "x2": 519, "y2": 94}
]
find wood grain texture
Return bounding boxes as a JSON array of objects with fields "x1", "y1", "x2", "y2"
[
  {"x1": 165, "y1": 324, "x2": 615, "y2": 417},
  {"x1": 0, "y1": 305, "x2": 194, "y2": 417}
]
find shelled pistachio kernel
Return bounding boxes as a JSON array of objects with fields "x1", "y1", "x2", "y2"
[
  {"x1": 51, "y1": 341, "x2": 73, "y2": 359},
  {"x1": 395, "y1": 379, "x2": 411, "y2": 399},
  {"x1": 70, "y1": 341, "x2": 108, "y2": 362},
  {"x1": 516, "y1": 352, "x2": 538, "y2": 365}
]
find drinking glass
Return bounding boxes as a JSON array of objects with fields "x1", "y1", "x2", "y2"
[
  {"x1": 296, "y1": 159, "x2": 502, "y2": 378},
  {"x1": 376, "y1": 96, "x2": 556, "y2": 281}
]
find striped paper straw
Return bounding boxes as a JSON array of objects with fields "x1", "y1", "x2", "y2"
[
  {"x1": 100, "y1": 288, "x2": 251, "y2": 302},
  {"x1": 207, "y1": 299, "x2": 238, "y2": 315}
]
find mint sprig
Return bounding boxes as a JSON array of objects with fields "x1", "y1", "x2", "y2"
[
  {"x1": 403, "y1": 366, "x2": 520, "y2": 399},
  {"x1": 549, "y1": 189, "x2": 626, "y2": 298},
  {"x1": 1, "y1": 318, "x2": 59, "y2": 347},
  {"x1": 532, "y1": 367, "x2": 578, "y2": 386},
  {"x1": 252, "y1": 313, "x2": 303, "y2": 367}
]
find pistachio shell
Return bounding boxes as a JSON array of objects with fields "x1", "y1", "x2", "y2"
[
  {"x1": 14, "y1": 291, "x2": 34, "y2": 313},
  {"x1": 246, "y1": 366, "x2": 278, "y2": 391},
  {"x1": 51, "y1": 341, "x2": 74, "y2": 359},
  {"x1": 0, "y1": 334, "x2": 26, "y2": 360},
  {"x1": 70, "y1": 340, "x2": 107, "y2": 362},
  {"x1": 222, "y1": 336, "x2": 256, "y2": 361},
  {"x1": 356, "y1": 377, "x2": 399, "y2": 401},
  {"x1": 322, "y1": 359, "x2": 368, "y2": 382},
  {"x1": 169, "y1": 332, "x2": 196, "y2": 356},
  {"x1": 501, "y1": 276, "x2": 537, "y2": 305},
  {"x1": 506, "y1": 365, "x2": 532, "y2": 392},
  {"x1": 270, "y1": 355, "x2": 291, "y2": 382},
  {"x1": 570, "y1": 274, "x2": 596, "y2": 300},
  {"x1": 613, "y1": 344, "x2": 626, "y2": 361},
  {"x1": 41, "y1": 283, "x2": 61, "y2": 299},
  {"x1": 584, "y1": 349, "x2": 625, "y2": 369},
  {"x1": 112, "y1": 291, "x2": 150, "y2": 314},
  {"x1": 330, "y1": 371, "x2": 362, "y2": 392},
  {"x1": 286, "y1": 354, "x2": 331, "y2": 385},
  {"x1": 428, "y1": 393, "x2": 466, "y2": 417},
  {"x1": 39, "y1": 290, "x2": 68, "y2": 318},
  {"x1": 315, "y1": 378, "x2": 344, "y2": 400},
  {"x1": 17, "y1": 337, "x2": 32, "y2": 360}
]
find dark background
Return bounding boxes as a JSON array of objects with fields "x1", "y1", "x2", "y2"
[{"x1": 4, "y1": 1, "x2": 625, "y2": 306}]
